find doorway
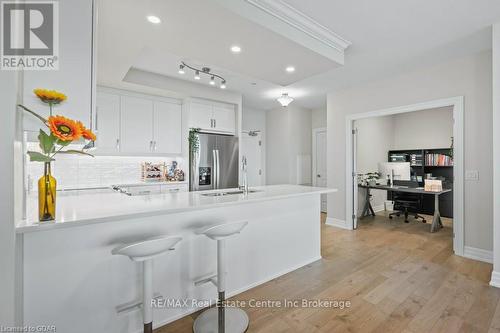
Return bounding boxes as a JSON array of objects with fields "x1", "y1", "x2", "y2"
[
  {"x1": 313, "y1": 128, "x2": 327, "y2": 212},
  {"x1": 345, "y1": 97, "x2": 464, "y2": 256},
  {"x1": 241, "y1": 131, "x2": 263, "y2": 186}
]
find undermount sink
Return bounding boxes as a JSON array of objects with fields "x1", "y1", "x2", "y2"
[{"x1": 201, "y1": 189, "x2": 261, "y2": 197}]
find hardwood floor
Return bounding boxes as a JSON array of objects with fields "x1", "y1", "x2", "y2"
[{"x1": 156, "y1": 212, "x2": 499, "y2": 333}]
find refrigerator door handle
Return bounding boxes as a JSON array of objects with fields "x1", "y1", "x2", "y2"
[
  {"x1": 216, "y1": 149, "x2": 221, "y2": 189},
  {"x1": 212, "y1": 149, "x2": 217, "y2": 189}
]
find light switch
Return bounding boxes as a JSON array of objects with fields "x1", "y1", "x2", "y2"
[{"x1": 465, "y1": 170, "x2": 479, "y2": 181}]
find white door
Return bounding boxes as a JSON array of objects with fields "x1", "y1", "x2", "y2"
[
  {"x1": 95, "y1": 92, "x2": 121, "y2": 153},
  {"x1": 241, "y1": 132, "x2": 263, "y2": 186},
  {"x1": 153, "y1": 101, "x2": 182, "y2": 154},
  {"x1": 213, "y1": 104, "x2": 236, "y2": 134},
  {"x1": 189, "y1": 102, "x2": 213, "y2": 130},
  {"x1": 314, "y1": 129, "x2": 327, "y2": 212},
  {"x1": 120, "y1": 96, "x2": 154, "y2": 153}
]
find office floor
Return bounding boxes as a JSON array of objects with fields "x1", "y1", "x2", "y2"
[{"x1": 155, "y1": 212, "x2": 499, "y2": 333}]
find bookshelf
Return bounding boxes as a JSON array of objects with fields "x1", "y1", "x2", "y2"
[{"x1": 387, "y1": 148, "x2": 453, "y2": 218}]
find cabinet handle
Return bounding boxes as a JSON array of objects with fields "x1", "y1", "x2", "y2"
[
  {"x1": 210, "y1": 119, "x2": 214, "y2": 128},
  {"x1": 149, "y1": 140, "x2": 153, "y2": 151},
  {"x1": 116, "y1": 139, "x2": 120, "y2": 150},
  {"x1": 153, "y1": 141, "x2": 157, "y2": 151},
  {"x1": 214, "y1": 119, "x2": 216, "y2": 128}
]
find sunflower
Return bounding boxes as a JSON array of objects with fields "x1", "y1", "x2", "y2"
[
  {"x1": 79, "y1": 122, "x2": 96, "y2": 141},
  {"x1": 33, "y1": 89, "x2": 67, "y2": 105},
  {"x1": 48, "y1": 115, "x2": 82, "y2": 141}
]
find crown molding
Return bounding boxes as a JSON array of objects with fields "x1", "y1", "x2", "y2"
[{"x1": 245, "y1": 0, "x2": 351, "y2": 52}]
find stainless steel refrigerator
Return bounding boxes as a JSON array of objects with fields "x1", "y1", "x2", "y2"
[{"x1": 190, "y1": 133, "x2": 239, "y2": 191}]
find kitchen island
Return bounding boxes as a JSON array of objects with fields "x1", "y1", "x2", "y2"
[{"x1": 16, "y1": 185, "x2": 335, "y2": 333}]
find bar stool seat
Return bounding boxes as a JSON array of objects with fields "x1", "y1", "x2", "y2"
[
  {"x1": 112, "y1": 235, "x2": 182, "y2": 333},
  {"x1": 194, "y1": 221, "x2": 249, "y2": 333}
]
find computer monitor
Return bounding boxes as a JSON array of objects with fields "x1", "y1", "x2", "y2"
[{"x1": 378, "y1": 162, "x2": 411, "y2": 181}]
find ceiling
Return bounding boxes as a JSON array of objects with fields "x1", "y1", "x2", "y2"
[
  {"x1": 98, "y1": 0, "x2": 500, "y2": 110},
  {"x1": 97, "y1": 0, "x2": 342, "y2": 109}
]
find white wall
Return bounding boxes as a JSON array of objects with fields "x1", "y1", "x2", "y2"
[
  {"x1": 311, "y1": 108, "x2": 327, "y2": 129},
  {"x1": 355, "y1": 115, "x2": 394, "y2": 213},
  {"x1": 266, "y1": 105, "x2": 312, "y2": 185},
  {"x1": 327, "y1": 50, "x2": 493, "y2": 251},
  {"x1": 0, "y1": 72, "x2": 18, "y2": 325},
  {"x1": 392, "y1": 107, "x2": 453, "y2": 150},
  {"x1": 492, "y1": 24, "x2": 500, "y2": 287},
  {"x1": 242, "y1": 107, "x2": 267, "y2": 184}
]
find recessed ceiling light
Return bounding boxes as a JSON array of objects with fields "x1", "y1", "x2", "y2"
[
  {"x1": 286, "y1": 66, "x2": 295, "y2": 73},
  {"x1": 146, "y1": 15, "x2": 161, "y2": 24},
  {"x1": 230, "y1": 45, "x2": 242, "y2": 53}
]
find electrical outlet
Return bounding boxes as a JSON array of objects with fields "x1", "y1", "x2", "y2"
[{"x1": 465, "y1": 170, "x2": 479, "y2": 181}]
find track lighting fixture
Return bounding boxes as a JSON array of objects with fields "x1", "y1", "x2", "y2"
[{"x1": 178, "y1": 62, "x2": 227, "y2": 89}]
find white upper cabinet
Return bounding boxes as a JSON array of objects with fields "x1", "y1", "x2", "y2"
[
  {"x1": 94, "y1": 88, "x2": 183, "y2": 155},
  {"x1": 120, "y1": 96, "x2": 154, "y2": 154},
  {"x1": 95, "y1": 92, "x2": 120, "y2": 153},
  {"x1": 153, "y1": 101, "x2": 182, "y2": 154},
  {"x1": 212, "y1": 104, "x2": 236, "y2": 134},
  {"x1": 188, "y1": 100, "x2": 236, "y2": 134},
  {"x1": 23, "y1": 0, "x2": 94, "y2": 131},
  {"x1": 189, "y1": 102, "x2": 213, "y2": 130}
]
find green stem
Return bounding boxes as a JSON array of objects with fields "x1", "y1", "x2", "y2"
[
  {"x1": 17, "y1": 104, "x2": 48, "y2": 125},
  {"x1": 49, "y1": 103, "x2": 53, "y2": 116}
]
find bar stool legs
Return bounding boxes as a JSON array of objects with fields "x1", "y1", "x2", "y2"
[
  {"x1": 112, "y1": 235, "x2": 182, "y2": 333},
  {"x1": 194, "y1": 221, "x2": 249, "y2": 333},
  {"x1": 143, "y1": 260, "x2": 153, "y2": 333}
]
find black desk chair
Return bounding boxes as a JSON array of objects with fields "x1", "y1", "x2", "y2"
[{"x1": 388, "y1": 181, "x2": 426, "y2": 223}]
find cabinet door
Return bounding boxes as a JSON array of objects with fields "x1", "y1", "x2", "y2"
[
  {"x1": 95, "y1": 92, "x2": 120, "y2": 153},
  {"x1": 189, "y1": 102, "x2": 213, "y2": 130},
  {"x1": 213, "y1": 104, "x2": 236, "y2": 134},
  {"x1": 153, "y1": 101, "x2": 182, "y2": 154},
  {"x1": 120, "y1": 96, "x2": 154, "y2": 153}
]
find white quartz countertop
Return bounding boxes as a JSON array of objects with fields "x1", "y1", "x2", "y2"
[{"x1": 17, "y1": 185, "x2": 337, "y2": 233}]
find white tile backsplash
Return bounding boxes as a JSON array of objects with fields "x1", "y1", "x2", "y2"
[{"x1": 26, "y1": 142, "x2": 185, "y2": 192}]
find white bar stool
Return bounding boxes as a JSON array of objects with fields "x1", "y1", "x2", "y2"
[
  {"x1": 193, "y1": 221, "x2": 249, "y2": 333},
  {"x1": 112, "y1": 235, "x2": 182, "y2": 333}
]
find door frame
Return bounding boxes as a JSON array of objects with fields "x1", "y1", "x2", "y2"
[
  {"x1": 312, "y1": 127, "x2": 327, "y2": 187},
  {"x1": 345, "y1": 96, "x2": 464, "y2": 256}
]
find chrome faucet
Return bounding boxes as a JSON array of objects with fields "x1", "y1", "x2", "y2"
[{"x1": 239, "y1": 156, "x2": 249, "y2": 195}]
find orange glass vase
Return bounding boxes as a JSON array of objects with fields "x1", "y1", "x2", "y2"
[{"x1": 38, "y1": 162, "x2": 57, "y2": 222}]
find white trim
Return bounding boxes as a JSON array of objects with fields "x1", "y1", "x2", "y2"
[
  {"x1": 144, "y1": 255, "x2": 322, "y2": 332},
  {"x1": 325, "y1": 217, "x2": 352, "y2": 230},
  {"x1": 490, "y1": 271, "x2": 500, "y2": 288},
  {"x1": 345, "y1": 96, "x2": 465, "y2": 257},
  {"x1": 463, "y1": 246, "x2": 493, "y2": 264},
  {"x1": 312, "y1": 127, "x2": 327, "y2": 187},
  {"x1": 244, "y1": 0, "x2": 351, "y2": 52},
  {"x1": 492, "y1": 23, "x2": 500, "y2": 289}
]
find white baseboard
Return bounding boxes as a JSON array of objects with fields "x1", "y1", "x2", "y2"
[
  {"x1": 147, "y1": 255, "x2": 323, "y2": 332},
  {"x1": 490, "y1": 271, "x2": 500, "y2": 288},
  {"x1": 463, "y1": 246, "x2": 493, "y2": 264},
  {"x1": 325, "y1": 217, "x2": 352, "y2": 230}
]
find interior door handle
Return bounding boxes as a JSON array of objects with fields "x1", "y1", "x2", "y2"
[
  {"x1": 212, "y1": 150, "x2": 217, "y2": 189},
  {"x1": 317, "y1": 174, "x2": 321, "y2": 178}
]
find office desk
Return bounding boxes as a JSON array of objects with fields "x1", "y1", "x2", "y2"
[{"x1": 358, "y1": 184, "x2": 452, "y2": 233}]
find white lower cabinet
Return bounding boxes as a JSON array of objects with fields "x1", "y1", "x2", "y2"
[{"x1": 95, "y1": 88, "x2": 183, "y2": 155}]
